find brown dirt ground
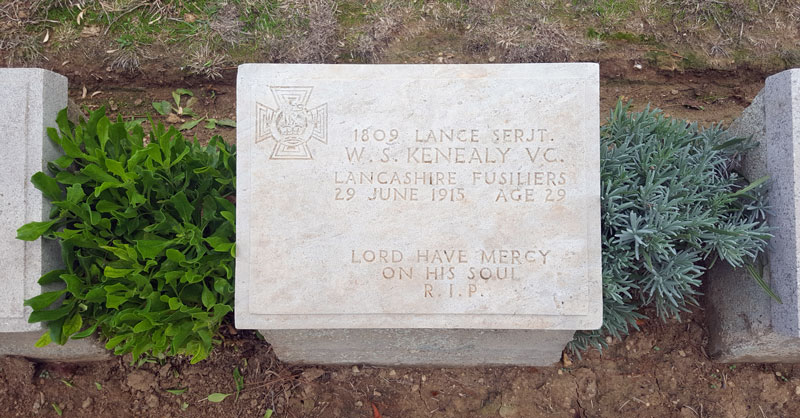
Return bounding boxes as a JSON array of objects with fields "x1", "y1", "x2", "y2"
[{"x1": 2, "y1": 5, "x2": 799, "y2": 416}]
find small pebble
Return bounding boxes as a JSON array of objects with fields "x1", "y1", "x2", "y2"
[
  {"x1": 388, "y1": 370, "x2": 397, "y2": 377},
  {"x1": 421, "y1": 375, "x2": 427, "y2": 382},
  {"x1": 355, "y1": 401, "x2": 363, "y2": 407},
  {"x1": 373, "y1": 390, "x2": 382, "y2": 397},
  {"x1": 82, "y1": 398, "x2": 92, "y2": 409},
  {"x1": 678, "y1": 350, "x2": 686, "y2": 357},
  {"x1": 489, "y1": 56, "x2": 496, "y2": 63},
  {"x1": 134, "y1": 98, "x2": 143, "y2": 106},
  {"x1": 351, "y1": 366, "x2": 360, "y2": 374},
  {"x1": 634, "y1": 63, "x2": 643, "y2": 70},
  {"x1": 795, "y1": 386, "x2": 800, "y2": 396},
  {"x1": 411, "y1": 384, "x2": 420, "y2": 392}
]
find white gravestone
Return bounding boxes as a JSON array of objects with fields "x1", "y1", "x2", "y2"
[{"x1": 236, "y1": 64, "x2": 601, "y2": 365}]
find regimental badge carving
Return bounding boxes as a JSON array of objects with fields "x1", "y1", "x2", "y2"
[{"x1": 256, "y1": 86, "x2": 328, "y2": 160}]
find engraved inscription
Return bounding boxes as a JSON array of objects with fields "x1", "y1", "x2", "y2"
[
  {"x1": 334, "y1": 125, "x2": 570, "y2": 204},
  {"x1": 239, "y1": 65, "x2": 600, "y2": 328},
  {"x1": 255, "y1": 86, "x2": 328, "y2": 160}
]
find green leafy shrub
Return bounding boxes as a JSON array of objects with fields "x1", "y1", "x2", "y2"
[
  {"x1": 17, "y1": 108, "x2": 236, "y2": 363},
  {"x1": 570, "y1": 102, "x2": 771, "y2": 353}
]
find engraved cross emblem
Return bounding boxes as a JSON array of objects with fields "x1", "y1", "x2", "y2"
[{"x1": 256, "y1": 86, "x2": 328, "y2": 160}]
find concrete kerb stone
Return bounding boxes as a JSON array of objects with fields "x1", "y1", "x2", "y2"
[
  {"x1": 707, "y1": 68, "x2": 800, "y2": 362},
  {"x1": 0, "y1": 68, "x2": 108, "y2": 361}
]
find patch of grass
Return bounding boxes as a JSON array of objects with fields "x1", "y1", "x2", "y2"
[
  {"x1": 337, "y1": 1, "x2": 370, "y2": 27},
  {"x1": 586, "y1": 28, "x2": 659, "y2": 45},
  {"x1": 575, "y1": 0, "x2": 638, "y2": 26},
  {"x1": 681, "y1": 50, "x2": 710, "y2": 70}
]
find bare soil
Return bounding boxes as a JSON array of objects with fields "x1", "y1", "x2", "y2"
[{"x1": 3, "y1": 307, "x2": 800, "y2": 417}]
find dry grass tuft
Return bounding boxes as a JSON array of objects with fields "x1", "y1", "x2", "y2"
[
  {"x1": 109, "y1": 46, "x2": 143, "y2": 73},
  {"x1": 463, "y1": 3, "x2": 573, "y2": 63},
  {"x1": 0, "y1": 33, "x2": 43, "y2": 66},
  {"x1": 210, "y1": 3, "x2": 245, "y2": 44},
  {"x1": 267, "y1": 0, "x2": 339, "y2": 63},
  {"x1": 53, "y1": 22, "x2": 80, "y2": 52},
  {"x1": 185, "y1": 43, "x2": 230, "y2": 80},
  {"x1": 353, "y1": 0, "x2": 409, "y2": 63}
]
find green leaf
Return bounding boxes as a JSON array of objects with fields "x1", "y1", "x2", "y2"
[
  {"x1": 174, "y1": 88, "x2": 193, "y2": 97},
  {"x1": 71, "y1": 321, "x2": 99, "y2": 339},
  {"x1": 97, "y1": 116, "x2": 110, "y2": 151},
  {"x1": 31, "y1": 172, "x2": 62, "y2": 200},
  {"x1": 95, "y1": 382, "x2": 102, "y2": 390},
  {"x1": 204, "y1": 393, "x2": 231, "y2": 403},
  {"x1": 205, "y1": 236, "x2": 234, "y2": 252},
  {"x1": 16, "y1": 220, "x2": 57, "y2": 241},
  {"x1": 179, "y1": 118, "x2": 204, "y2": 131},
  {"x1": 216, "y1": 118, "x2": 236, "y2": 128},
  {"x1": 205, "y1": 119, "x2": 217, "y2": 129},
  {"x1": 81, "y1": 164, "x2": 119, "y2": 184},
  {"x1": 96, "y1": 200, "x2": 122, "y2": 212},
  {"x1": 731, "y1": 175, "x2": 769, "y2": 197},
  {"x1": 66, "y1": 184, "x2": 86, "y2": 203},
  {"x1": 57, "y1": 171, "x2": 90, "y2": 185},
  {"x1": 166, "y1": 249, "x2": 186, "y2": 263},
  {"x1": 170, "y1": 192, "x2": 194, "y2": 221},
  {"x1": 136, "y1": 239, "x2": 171, "y2": 259},
  {"x1": 201, "y1": 285, "x2": 216, "y2": 309},
  {"x1": 104, "y1": 158, "x2": 127, "y2": 180},
  {"x1": 166, "y1": 388, "x2": 187, "y2": 395},
  {"x1": 28, "y1": 303, "x2": 72, "y2": 322},
  {"x1": 105, "y1": 294, "x2": 127, "y2": 309},
  {"x1": 53, "y1": 155, "x2": 75, "y2": 169},
  {"x1": 220, "y1": 211, "x2": 235, "y2": 225},
  {"x1": 35, "y1": 332, "x2": 52, "y2": 347},
  {"x1": 23, "y1": 290, "x2": 65, "y2": 310},
  {"x1": 52, "y1": 403, "x2": 62, "y2": 416},
  {"x1": 745, "y1": 264, "x2": 782, "y2": 304},
  {"x1": 133, "y1": 319, "x2": 155, "y2": 332},
  {"x1": 38, "y1": 269, "x2": 69, "y2": 285},
  {"x1": 62, "y1": 314, "x2": 83, "y2": 337},
  {"x1": 104, "y1": 266, "x2": 134, "y2": 278},
  {"x1": 264, "y1": 409, "x2": 274, "y2": 418},
  {"x1": 233, "y1": 367, "x2": 244, "y2": 400},
  {"x1": 153, "y1": 100, "x2": 172, "y2": 116}
]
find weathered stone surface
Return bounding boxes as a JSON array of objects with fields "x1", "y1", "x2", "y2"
[
  {"x1": 236, "y1": 64, "x2": 601, "y2": 364},
  {"x1": 0, "y1": 68, "x2": 65, "y2": 333},
  {"x1": 0, "y1": 331, "x2": 109, "y2": 362},
  {"x1": 707, "y1": 68, "x2": 800, "y2": 362},
  {"x1": 0, "y1": 68, "x2": 108, "y2": 361},
  {"x1": 261, "y1": 329, "x2": 576, "y2": 366}
]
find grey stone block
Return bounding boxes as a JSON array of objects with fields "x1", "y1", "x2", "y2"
[
  {"x1": 0, "y1": 332, "x2": 109, "y2": 362},
  {"x1": 706, "y1": 68, "x2": 800, "y2": 362},
  {"x1": 261, "y1": 329, "x2": 575, "y2": 366},
  {"x1": 0, "y1": 68, "x2": 108, "y2": 361}
]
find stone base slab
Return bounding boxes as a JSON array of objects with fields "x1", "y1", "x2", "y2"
[
  {"x1": 260, "y1": 329, "x2": 574, "y2": 366},
  {"x1": 0, "y1": 333, "x2": 109, "y2": 362}
]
